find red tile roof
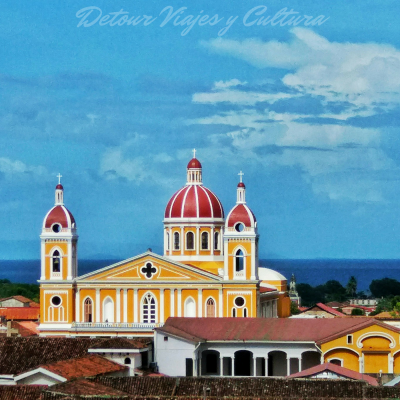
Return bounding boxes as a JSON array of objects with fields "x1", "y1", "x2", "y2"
[
  {"x1": 0, "y1": 385, "x2": 44, "y2": 400},
  {"x1": 158, "y1": 317, "x2": 397, "y2": 344},
  {"x1": 302, "y1": 303, "x2": 346, "y2": 317},
  {"x1": 11, "y1": 321, "x2": 39, "y2": 337},
  {"x1": 0, "y1": 307, "x2": 40, "y2": 320},
  {"x1": 260, "y1": 287, "x2": 277, "y2": 293},
  {"x1": 38, "y1": 354, "x2": 127, "y2": 380},
  {"x1": 288, "y1": 362, "x2": 379, "y2": 386},
  {"x1": 89, "y1": 337, "x2": 149, "y2": 350}
]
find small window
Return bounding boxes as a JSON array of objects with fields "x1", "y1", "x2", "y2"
[
  {"x1": 235, "y1": 223, "x2": 244, "y2": 232},
  {"x1": 186, "y1": 232, "x2": 194, "y2": 250},
  {"x1": 206, "y1": 298, "x2": 216, "y2": 318},
  {"x1": 329, "y1": 359, "x2": 342, "y2": 366},
  {"x1": 214, "y1": 232, "x2": 219, "y2": 250},
  {"x1": 201, "y1": 232, "x2": 208, "y2": 250},
  {"x1": 347, "y1": 335, "x2": 353, "y2": 344},
  {"x1": 52, "y1": 224, "x2": 61, "y2": 233},
  {"x1": 164, "y1": 336, "x2": 168, "y2": 342},
  {"x1": 234, "y1": 296, "x2": 245, "y2": 307},
  {"x1": 235, "y1": 249, "x2": 244, "y2": 272},
  {"x1": 185, "y1": 358, "x2": 193, "y2": 377},
  {"x1": 174, "y1": 232, "x2": 180, "y2": 250},
  {"x1": 243, "y1": 308, "x2": 248, "y2": 317},
  {"x1": 124, "y1": 357, "x2": 131, "y2": 365},
  {"x1": 84, "y1": 298, "x2": 92, "y2": 323},
  {"x1": 52, "y1": 250, "x2": 61, "y2": 272},
  {"x1": 232, "y1": 308, "x2": 236, "y2": 317},
  {"x1": 51, "y1": 296, "x2": 62, "y2": 307}
]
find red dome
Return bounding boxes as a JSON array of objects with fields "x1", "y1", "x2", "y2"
[
  {"x1": 56, "y1": 184, "x2": 63, "y2": 190},
  {"x1": 237, "y1": 182, "x2": 245, "y2": 188},
  {"x1": 226, "y1": 204, "x2": 256, "y2": 228},
  {"x1": 187, "y1": 158, "x2": 202, "y2": 169},
  {"x1": 165, "y1": 185, "x2": 224, "y2": 219},
  {"x1": 43, "y1": 205, "x2": 76, "y2": 229}
]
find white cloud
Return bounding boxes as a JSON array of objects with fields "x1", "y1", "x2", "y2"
[{"x1": 0, "y1": 157, "x2": 47, "y2": 177}]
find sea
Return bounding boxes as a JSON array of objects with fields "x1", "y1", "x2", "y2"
[{"x1": 2, "y1": 259, "x2": 400, "y2": 292}]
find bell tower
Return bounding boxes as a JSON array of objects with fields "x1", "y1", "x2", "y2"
[
  {"x1": 224, "y1": 172, "x2": 259, "y2": 281},
  {"x1": 39, "y1": 175, "x2": 78, "y2": 330}
]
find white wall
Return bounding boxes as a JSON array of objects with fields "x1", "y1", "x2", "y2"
[
  {"x1": 16, "y1": 372, "x2": 61, "y2": 386},
  {"x1": 156, "y1": 333, "x2": 196, "y2": 376}
]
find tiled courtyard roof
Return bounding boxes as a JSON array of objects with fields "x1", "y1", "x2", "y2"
[
  {"x1": 157, "y1": 317, "x2": 394, "y2": 344},
  {"x1": 288, "y1": 362, "x2": 378, "y2": 386}
]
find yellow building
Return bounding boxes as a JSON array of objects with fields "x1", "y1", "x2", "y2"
[{"x1": 39, "y1": 155, "x2": 291, "y2": 337}]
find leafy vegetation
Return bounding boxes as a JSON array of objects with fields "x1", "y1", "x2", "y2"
[{"x1": 0, "y1": 279, "x2": 39, "y2": 303}]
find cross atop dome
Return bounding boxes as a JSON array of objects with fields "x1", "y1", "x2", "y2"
[
  {"x1": 192, "y1": 148, "x2": 196, "y2": 159},
  {"x1": 57, "y1": 173, "x2": 62, "y2": 185},
  {"x1": 236, "y1": 171, "x2": 246, "y2": 203},
  {"x1": 238, "y1": 171, "x2": 244, "y2": 183},
  {"x1": 187, "y1": 150, "x2": 202, "y2": 184}
]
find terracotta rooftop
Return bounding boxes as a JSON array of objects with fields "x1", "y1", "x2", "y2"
[
  {"x1": 260, "y1": 287, "x2": 277, "y2": 293},
  {"x1": 302, "y1": 303, "x2": 346, "y2": 317},
  {"x1": 0, "y1": 337, "x2": 147, "y2": 376},
  {"x1": 37, "y1": 354, "x2": 127, "y2": 380},
  {"x1": 89, "y1": 337, "x2": 148, "y2": 350},
  {"x1": 0, "y1": 307, "x2": 40, "y2": 320},
  {"x1": 288, "y1": 362, "x2": 379, "y2": 386},
  {"x1": 157, "y1": 317, "x2": 394, "y2": 344},
  {"x1": 11, "y1": 321, "x2": 39, "y2": 337},
  {"x1": 0, "y1": 385, "x2": 44, "y2": 400}
]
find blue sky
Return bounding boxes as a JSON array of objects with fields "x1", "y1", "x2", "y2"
[{"x1": 1, "y1": 1, "x2": 400, "y2": 259}]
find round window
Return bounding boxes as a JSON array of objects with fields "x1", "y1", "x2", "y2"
[
  {"x1": 234, "y1": 296, "x2": 245, "y2": 307},
  {"x1": 235, "y1": 223, "x2": 245, "y2": 232},
  {"x1": 51, "y1": 296, "x2": 62, "y2": 307},
  {"x1": 52, "y1": 224, "x2": 61, "y2": 233}
]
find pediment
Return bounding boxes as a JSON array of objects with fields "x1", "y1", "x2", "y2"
[{"x1": 77, "y1": 252, "x2": 221, "y2": 283}]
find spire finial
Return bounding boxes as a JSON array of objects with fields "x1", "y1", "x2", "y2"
[
  {"x1": 238, "y1": 171, "x2": 244, "y2": 183},
  {"x1": 57, "y1": 173, "x2": 62, "y2": 185},
  {"x1": 192, "y1": 148, "x2": 196, "y2": 159}
]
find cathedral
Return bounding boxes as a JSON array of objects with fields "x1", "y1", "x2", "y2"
[{"x1": 38, "y1": 154, "x2": 291, "y2": 337}]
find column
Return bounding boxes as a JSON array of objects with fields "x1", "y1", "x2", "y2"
[
  {"x1": 181, "y1": 227, "x2": 184, "y2": 255},
  {"x1": 75, "y1": 288, "x2": 80, "y2": 323},
  {"x1": 169, "y1": 228, "x2": 173, "y2": 254},
  {"x1": 170, "y1": 289, "x2": 175, "y2": 317},
  {"x1": 264, "y1": 357, "x2": 268, "y2": 376},
  {"x1": 220, "y1": 357, "x2": 223, "y2": 376},
  {"x1": 96, "y1": 289, "x2": 100, "y2": 322},
  {"x1": 116, "y1": 289, "x2": 121, "y2": 323},
  {"x1": 160, "y1": 289, "x2": 165, "y2": 323},
  {"x1": 359, "y1": 356, "x2": 363, "y2": 373},
  {"x1": 219, "y1": 289, "x2": 223, "y2": 317},
  {"x1": 286, "y1": 358, "x2": 290, "y2": 377},
  {"x1": 389, "y1": 354, "x2": 394, "y2": 373},
  {"x1": 123, "y1": 289, "x2": 128, "y2": 323},
  {"x1": 198, "y1": 289, "x2": 203, "y2": 317},
  {"x1": 250, "y1": 240, "x2": 256, "y2": 280},
  {"x1": 231, "y1": 357, "x2": 235, "y2": 376},
  {"x1": 196, "y1": 227, "x2": 200, "y2": 255},
  {"x1": 177, "y1": 289, "x2": 182, "y2": 317},
  {"x1": 253, "y1": 357, "x2": 257, "y2": 376},
  {"x1": 223, "y1": 239, "x2": 229, "y2": 279},
  {"x1": 211, "y1": 227, "x2": 214, "y2": 255},
  {"x1": 133, "y1": 289, "x2": 138, "y2": 323},
  {"x1": 193, "y1": 356, "x2": 198, "y2": 377}
]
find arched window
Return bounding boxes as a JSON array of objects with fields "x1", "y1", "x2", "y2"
[
  {"x1": 174, "y1": 232, "x2": 180, "y2": 250},
  {"x1": 124, "y1": 357, "x2": 131, "y2": 365},
  {"x1": 142, "y1": 293, "x2": 156, "y2": 323},
  {"x1": 103, "y1": 297, "x2": 114, "y2": 323},
  {"x1": 206, "y1": 298, "x2": 215, "y2": 318},
  {"x1": 184, "y1": 297, "x2": 196, "y2": 317},
  {"x1": 84, "y1": 298, "x2": 93, "y2": 323},
  {"x1": 235, "y1": 249, "x2": 244, "y2": 272},
  {"x1": 186, "y1": 232, "x2": 194, "y2": 250},
  {"x1": 201, "y1": 232, "x2": 208, "y2": 250},
  {"x1": 52, "y1": 250, "x2": 60, "y2": 273},
  {"x1": 214, "y1": 232, "x2": 219, "y2": 250}
]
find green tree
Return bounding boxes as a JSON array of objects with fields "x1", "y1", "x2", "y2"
[
  {"x1": 370, "y1": 278, "x2": 400, "y2": 298},
  {"x1": 323, "y1": 280, "x2": 347, "y2": 302},
  {"x1": 351, "y1": 308, "x2": 365, "y2": 316},
  {"x1": 346, "y1": 276, "x2": 357, "y2": 298},
  {"x1": 290, "y1": 301, "x2": 300, "y2": 315},
  {"x1": 297, "y1": 283, "x2": 325, "y2": 306}
]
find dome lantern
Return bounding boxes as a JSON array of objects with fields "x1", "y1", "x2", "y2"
[{"x1": 186, "y1": 149, "x2": 202, "y2": 185}]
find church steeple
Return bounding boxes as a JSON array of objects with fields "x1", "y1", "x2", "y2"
[
  {"x1": 186, "y1": 149, "x2": 203, "y2": 185},
  {"x1": 55, "y1": 173, "x2": 64, "y2": 205},
  {"x1": 237, "y1": 171, "x2": 246, "y2": 204}
]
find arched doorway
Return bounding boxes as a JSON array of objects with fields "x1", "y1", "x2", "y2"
[
  {"x1": 268, "y1": 351, "x2": 287, "y2": 376},
  {"x1": 234, "y1": 350, "x2": 253, "y2": 376},
  {"x1": 301, "y1": 351, "x2": 320, "y2": 371},
  {"x1": 184, "y1": 297, "x2": 196, "y2": 317},
  {"x1": 103, "y1": 297, "x2": 114, "y2": 323},
  {"x1": 201, "y1": 350, "x2": 220, "y2": 375},
  {"x1": 84, "y1": 298, "x2": 92, "y2": 323}
]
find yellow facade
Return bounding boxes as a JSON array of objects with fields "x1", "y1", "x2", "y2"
[{"x1": 321, "y1": 322, "x2": 400, "y2": 374}]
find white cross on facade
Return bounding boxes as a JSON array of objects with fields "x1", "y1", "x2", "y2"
[
  {"x1": 238, "y1": 171, "x2": 244, "y2": 183},
  {"x1": 57, "y1": 173, "x2": 62, "y2": 184},
  {"x1": 192, "y1": 148, "x2": 196, "y2": 158}
]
